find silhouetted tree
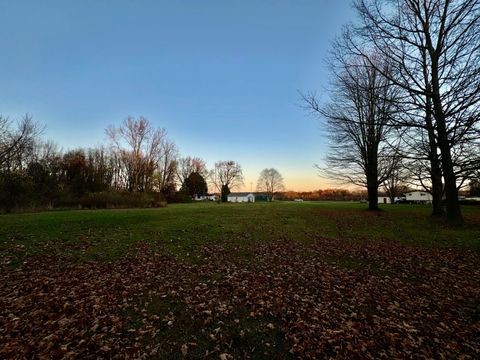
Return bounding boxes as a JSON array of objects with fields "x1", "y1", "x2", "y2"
[
  {"x1": 210, "y1": 160, "x2": 244, "y2": 201},
  {"x1": 221, "y1": 184, "x2": 230, "y2": 203},
  {"x1": 0, "y1": 114, "x2": 41, "y2": 171},
  {"x1": 348, "y1": 0, "x2": 480, "y2": 223},
  {"x1": 256, "y1": 168, "x2": 285, "y2": 200},
  {"x1": 304, "y1": 55, "x2": 400, "y2": 211},
  {"x1": 175, "y1": 156, "x2": 208, "y2": 189},
  {"x1": 106, "y1": 116, "x2": 176, "y2": 192},
  {"x1": 183, "y1": 172, "x2": 208, "y2": 198}
]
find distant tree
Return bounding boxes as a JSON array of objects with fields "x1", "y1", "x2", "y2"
[
  {"x1": 106, "y1": 116, "x2": 175, "y2": 192},
  {"x1": 182, "y1": 172, "x2": 208, "y2": 198},
  {"x1": 153, "y1": 140, "x2": 178, "y2": 194},
  {"x1": 85, "y1": 147, "x2": 113, "y2": 193},
  {"x1": 0, "y1": 171, "x2": 33, "y2": 212},
  {"x1": 381, "y1": 157, "x2": 409, "y2": 204},
  {"x1": 175, "y1": 156, "x2": 208, "y2": 189},
  {"x1": 62, "y1": 150, "x2": 88, "y2": 197},
  {"x1": 0, "y1": 115, "x2": 41, "y2": 171},
  {"x1": 26, "y1": 140, "x2": 63, "y2": 205},
  {"x1": 470, "y1": 173, "x2": 480, "y2": 197},
  {"x1": 210, "y1": 160, "x2": 244, "y2": 201},
  {"x1": 256, "y1": 168, "x2": 285, "y2": 200}
]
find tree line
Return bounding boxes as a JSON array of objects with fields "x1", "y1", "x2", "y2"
[
  {"x1": 304, "y1": 0, "x2": 480, "y2": 225},
  {"x1": 0, "y1": 115, "x2": 249, "y2": 212}
]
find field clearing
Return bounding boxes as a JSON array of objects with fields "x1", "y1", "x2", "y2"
[{"x1": 1, "y1": 202, "x2": 479, "y2": 358}]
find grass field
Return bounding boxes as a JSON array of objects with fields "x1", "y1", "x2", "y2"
[{"x1": 1, "y1": 202, "x2": 479, "y2": 358}]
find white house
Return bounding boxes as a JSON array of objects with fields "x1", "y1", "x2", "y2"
[
  {"x1": 194, "y1": 194, "x2": 217, "y2": 201},
  {"x1": 405, "y1": 191, "x2": 433, "y2": 204},
  {"x1": 227, "y1": 192, "x2": 255, "y2": 203}
]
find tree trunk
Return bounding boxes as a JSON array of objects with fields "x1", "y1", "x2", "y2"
[
  {"x1": 430, "y1": 53, "x2": 463, "y2": 225},
  {"x1": 430, "y1": 100, "x2": 463, "y2": 223},
  {"x1": 388, "y1": 192, "x2": 395, "y2": 205},
  {"x1": 425, "y1": 94, "x2": 445, "y2": 216},
  {"x1": 436, "y1": 122, "x2": 463, "y2": 224},
  {"x1": 430, "y1": 165, "x2": 444, "y2": 216},
  {"x1": 367, "y1": 183, "x2": 379, "y2": 210},
  {"x1": 366, "y1": 141, "x2": 379, "y2": 211}
]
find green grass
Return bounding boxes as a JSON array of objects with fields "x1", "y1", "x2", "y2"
[
  {"x1": 1, "y1": 202, "x2": 479, "y2": 357},
  {"x1": 1, "y1": 202, "x2": 479, "y2": 270}
]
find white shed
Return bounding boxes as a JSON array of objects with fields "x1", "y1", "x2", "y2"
[
  {"x1": 227, "y1": 192, "x2": 255, "y2": 203},
  {"x1": 405, "y1": 191, "x2": 433, "y2": 204},
  {"x1": 378, "y1": 196, "x2": 391, "y2": 204}
]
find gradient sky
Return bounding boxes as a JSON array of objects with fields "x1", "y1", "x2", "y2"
[{"x1": 0, "y1": 0, "x2": 356, "y2": 191}]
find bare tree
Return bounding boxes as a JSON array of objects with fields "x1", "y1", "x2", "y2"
[
  {"x1": 304, "y1": 55, "x2": 401, "y2": 210},
  {"x1": 256, "y1": 168, "x2": 285, "y2": 200},
  {"x1": 399, "y1": 117, "x2": 445, "y2": 215},
  {"x1": 106, "y1": 116, "x2": 174, "y2": 192},
  {"x1": 210, "y1": 160, "x2": 244, "y2": 201},
  {"x1": 382, "y1": 156, "x2": 409, "y2": 204},
  {"x1": 348, "y1": 0, "x2": 480, "y2": 224},
  {"x1": 153, "y1": 139, "x2": 178, "y2": 194},
  {"x1": 0, "y1": 115, "x2": 41, "y2": 170},
  {"x1": 175, "y1": 156, "x2": 208, "y2": 189}
]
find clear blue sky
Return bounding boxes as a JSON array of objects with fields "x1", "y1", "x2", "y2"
[{"x1": 0, "y1": 0, "x2": 355, "y2": 191}]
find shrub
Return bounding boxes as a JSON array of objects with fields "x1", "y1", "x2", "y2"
[
  {"x1": 79, "y1": 191, "x2": 167, "y2": 209},
  {"x1": 0, "y1": 171, "x2": 34, "y2": 212},
  {"x1": 170, "y1": 191, "x2": 192, "y2": 203}
]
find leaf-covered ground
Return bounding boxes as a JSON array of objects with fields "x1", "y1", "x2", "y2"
[{"x1": 1, "y1": 203, "x2": 479, "y2": 358}]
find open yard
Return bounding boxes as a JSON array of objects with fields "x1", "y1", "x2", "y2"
[{"x1": 1, "y1": 202, "x2": 479, "y2": 358}]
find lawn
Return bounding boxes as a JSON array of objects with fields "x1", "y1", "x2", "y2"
[{"x1": 1, "y1": 202, "x2": 479, "y2": 358}]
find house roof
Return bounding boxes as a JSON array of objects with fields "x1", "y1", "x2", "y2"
[{"x1": 227, "y1": 192, "x2": 254, "y2": 197}]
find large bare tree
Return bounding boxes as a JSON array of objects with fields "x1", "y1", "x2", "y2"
[
  {"x1": 304, "y1": 55, "x2": 401, "y2": 210},
  {"x1": 256, "y1": 168, "x2": 285, "y2": 200},
  {"x1": 348, "y1": 0, "x2": 480, "y2": 224}
]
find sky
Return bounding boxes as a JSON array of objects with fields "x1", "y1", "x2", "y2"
[{"x1": 0, "y1": 0, "x2": 356, "y2": 191}]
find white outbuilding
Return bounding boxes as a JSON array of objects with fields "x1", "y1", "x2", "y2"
[
  {"x1": 194, "y1": 194, "x2": 217, "y2": 201},
  {"x1": 378, "y1": 196, "x2": 406, "y2": 204},
  {"x1": 227, "y1": 192, "x2": 255, "y2": 203},
  {"x1": 405, "y1": 191, "x2": 433, "y2": 204},
  {"x1": 378, "y1": 196, "x2": 391, "y2": 204}
]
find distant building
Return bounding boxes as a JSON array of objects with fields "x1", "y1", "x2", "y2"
[
  {"x1": 405, "y1": 191, "x2": 433, "y2": 204},
  {"x1": 254, "y1": 194, "x2": 272, "y2": 202},
  {"x1": 194, "y1": 194, "x2": 217, "y2": 201},
  {"x1": 378, "y1": 196, "x2": 391, "y2": 204},
  {"x1": 378, "y1": 196, "x2": 405, "y2": 204},
  {"x1": 227, "y1": 192, "x2": 255, "y2": 203}
]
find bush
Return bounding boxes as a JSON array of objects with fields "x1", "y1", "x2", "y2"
[
  {"x1": 79, "y1": 191, "x2": 167, "y2": 209},
  {"x1": 169, "y1": 191, "x2": 192, "y2": 203},
  {"x1": 0, "y1": 172, "x2": 168, "y2": 212},
  {"x1": 0, "y1": 171, "x2": 34, "y2": 212}
]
